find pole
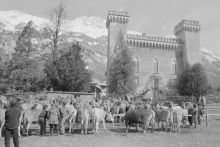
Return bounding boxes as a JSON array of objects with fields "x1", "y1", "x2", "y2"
[{"x1": 206, "y1": 107, "x2": 208, "y2": 127}]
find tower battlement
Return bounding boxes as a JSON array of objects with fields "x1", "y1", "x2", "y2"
[
  {"x1": 174, "y1": 19, "x2": 201, "y2": 35},
  {"x1": 126, "y1": 34, "x2": 183, "y2": 50},
  {"x1": 127, "y1": 34, "x2": 180, "y2": 44},
  {"x1": 106, "y1": 10, "x2": 129, "y2": 28}
]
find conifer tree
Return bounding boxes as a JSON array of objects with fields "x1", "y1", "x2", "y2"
[
  {"x1": 178, "y1": 63, "x2": 209, "y2": 97},
  {"x1": 108, "y1": 33, "x2": 136, "y2": 98},
  {"x1": 7, "y1": 21, "x2": 43, "y2": 93},
  {"x1": 44, "y1": 42, "x2": 92, "y2": 92}
]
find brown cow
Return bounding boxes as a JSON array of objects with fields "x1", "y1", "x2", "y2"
[
  {"x1": 154, "y1": 108, "x2": 173, "y2": 132},
  {"x1": 124, "y1": 108, "x2": 155, "y2": 134}
]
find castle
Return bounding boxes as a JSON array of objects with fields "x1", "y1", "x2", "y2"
[{"x1": 106, "y1": 11, "x2": 201, "y2": 95}]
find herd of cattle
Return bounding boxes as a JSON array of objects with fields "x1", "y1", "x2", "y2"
[{"x1": 0, "y1": 98, "x2": 200, "y2": 137}]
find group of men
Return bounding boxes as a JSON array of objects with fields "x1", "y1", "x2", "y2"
[{"x1": 38, "y1": 100, "x2": 69, "y2": 136}]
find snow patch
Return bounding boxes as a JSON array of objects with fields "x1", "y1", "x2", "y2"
[
  {"x1": 87, "y1": 41, "x2": 99, "y2": 46},
  {"x1": 127, "y1": 30, "x2": 142, "y2": 35},
  {"x1": 201, "y1": 48, "x2": 220, "y2": 63}
]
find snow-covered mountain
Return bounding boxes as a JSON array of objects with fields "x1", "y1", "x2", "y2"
[
  {"x1": 0, "y1": 10, "x2": 220, "y2": 86},
  {"x1": 0, "y1": 10, "x2": 107, "y2": 38}
]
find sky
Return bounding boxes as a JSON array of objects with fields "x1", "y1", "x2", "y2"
[{"x1": 0, "y1": 0, "x2": 220, "y2": 53}]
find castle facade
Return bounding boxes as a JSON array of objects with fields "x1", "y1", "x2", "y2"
[{"x1": 106, "y1": 11, "x2": 201, "y2": 94}]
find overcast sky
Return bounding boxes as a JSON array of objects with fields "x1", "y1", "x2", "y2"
[{"x1": 0, "y1": 0, "x2": 220, "y2": 53}]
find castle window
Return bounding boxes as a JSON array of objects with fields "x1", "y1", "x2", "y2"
[
  {"x1": 134, "y1": 57, "x2": 139, "y2": 72},
  {"x1": 135, "y1": 76, "x2": 139, "y2": 85},
  {"x1": 153, "y1": 58, "x2": 159, "y2": 74},
  {"x1": 171, "y1": 59, "x2": 176, "y2": 74}
]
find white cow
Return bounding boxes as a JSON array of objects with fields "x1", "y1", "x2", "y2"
[{"x1": 92, "y1": 108, "x2": 107, "y2": 134}]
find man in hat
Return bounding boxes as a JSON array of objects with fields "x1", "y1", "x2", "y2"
[{"x1": 4, "y1": 99, "x2": 21, "y2": 147}]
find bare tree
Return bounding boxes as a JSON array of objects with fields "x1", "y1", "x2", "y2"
[{"x1": 45, "y1": 3, "x2": 66, "y2": 61}]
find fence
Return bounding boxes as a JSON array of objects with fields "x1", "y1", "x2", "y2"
[{"x1": 204, "y1": 104, "x2": 220, "y2": 127}]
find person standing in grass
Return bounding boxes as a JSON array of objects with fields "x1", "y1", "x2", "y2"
[
  {"x1": 192, "y1": 104, "x2": 198, "y2": 128},
  {"x1": 38, "y1": 105, "x2": 48, "y2": 136},
  {"x1": 48, "y1": 103, "x2": 60, "y2": 136},
  {"x1": 4, "y1": 100, "x2": 21, "y2": 147},
  {"x1": 58, "y1": 102, "x2": 67, "y2": 135}
]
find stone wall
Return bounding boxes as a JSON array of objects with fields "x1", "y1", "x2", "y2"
[{"x1": 3, "y1": 91, "x2": 95, "y2": 104}]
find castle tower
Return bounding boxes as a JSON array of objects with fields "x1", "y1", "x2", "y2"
[
  {"x1": 174, "y1": 19, "x2": 201, "y2": 74},
  {"x1": 106, "y1": 11, "x2": 129, "y2": 93}
]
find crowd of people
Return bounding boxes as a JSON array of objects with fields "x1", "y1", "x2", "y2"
[{"x1": 1, "y1": 95, "x2": 206, "y2": 147}]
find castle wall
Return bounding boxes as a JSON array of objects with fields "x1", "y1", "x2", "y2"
[
  {"x1": 174, "y1": 19, "x2": 201, "y2": 67},
  {"x1": 108, "y1": 23, "x2": 127, "y2": 58},
  {"x1": 127, "y1": 45, "x2": 176, "y2": 90},
  {"x1": 182, "y1": 31, "x2": 200, "y2": 65}
]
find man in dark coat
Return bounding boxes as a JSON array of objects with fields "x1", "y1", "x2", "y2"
[
  {"x1": 38, "y1": 105, "x2": 48, "y2": 136},
  {"x1": 4, "y1": 100, "x2": 22, "y2": 147}
]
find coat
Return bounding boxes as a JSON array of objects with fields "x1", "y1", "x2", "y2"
[{"x1": 48, "y1": 107, "x2": 59, "y2": 125}]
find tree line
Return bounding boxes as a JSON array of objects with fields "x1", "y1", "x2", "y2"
[{"x1": 0, "y1": 4, "x2": 92, "y2": 94}]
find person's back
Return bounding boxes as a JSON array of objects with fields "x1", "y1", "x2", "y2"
[
  {"x1": 48, "y1": 104, "x2": 59, "y2": 136},
  {"x1": 4, "y1": 100, "x2": 21, "y2": 147},
  {"x1": 48, "y1": 106, "x2": 59, "y2": 125},
  {"x1": 5, "y1": 107, "x2": 21, "y2": 129}
]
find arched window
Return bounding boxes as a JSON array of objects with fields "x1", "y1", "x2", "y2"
[
  {"x1": 153, "y1": 58, "x2": 159, "y2": 74},
  {"x1": 171, "y1": 59, "x2": 176, "y2": 74},
  {"x1": 135, "y1": 76, "x2": 139, "y2": 85},
  {"x1": 134, "y1": 57, "x2": 139, "y2": 72}
]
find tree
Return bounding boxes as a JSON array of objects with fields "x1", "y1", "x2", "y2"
[
  {"x1": 43, "y1": 3, "x2": 66, "y2": 61},
  {"x1": 7, "y1": 21, "x2": 45, "y2": 93},
  {"x1": 41, "y1": 3, "x2": 67, "y2": 91},
  {"x1": 44, "y1": 42, "x2": 92, "y2": 91},
  {"x1": 0, "y1": 58, "x2": 8, "y2": 94},
  {"x1": 177, "y1": 63, "x2": 209, "y2": 97},
  {"x1": 108, "y1": 33, "x2": 136, "y2": 98}
]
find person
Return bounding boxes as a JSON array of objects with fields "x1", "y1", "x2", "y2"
[
  {"x1": 198, "y1": 103, "x2": 203, "y2": 125},
  {"x1": 188, "y1": 104, "x2": 193, "y2": 126},
  {"x1": 58, "y1": 102, "x2": 67, "y2": 135},
  {"x1": 4, "y1": 100, "x2": 21, "y2": 147},
  {"x1": 192, "y1": 104, "x2": 198, "y2": 128},
  {"x1": 38, "y1": 105, "x2": 48, "y2": 136},
  {"x1": 48, "y1": 103, "x2": 59, "y2": 136}
]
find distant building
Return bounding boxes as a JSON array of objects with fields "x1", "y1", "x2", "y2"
[{"x1": 106, "y1": 10, "x2": 201, "y2": 95}]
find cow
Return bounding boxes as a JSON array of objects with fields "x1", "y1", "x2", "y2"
[
  {"x1": 21, "y1": 110, "x2": 42, "y2": 135},
  {"x1": 78, "y1": 107, "x2": 95, "y2": 134},
  {"x1": 154, "y1": 108, "x2": 173, "y2": 132},
  {"x1": 124, "y1": 108, "x2": 155, "y2": 134},
  {"x1": 172, "y1": 110, "x2": 183, "y2": 133},
  {"x1": 92, "y1": 108, "x2": 107, "y2": 134},
  {"x1": 64, "y1": 103, "x2": 78, "y2": 134}
]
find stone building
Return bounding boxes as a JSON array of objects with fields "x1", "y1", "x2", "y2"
[{"x1": 106, "y1": 10, "x2": 201, "y2": 95}]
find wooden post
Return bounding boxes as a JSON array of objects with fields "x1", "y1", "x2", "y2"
[{"x1": 206, "y1": 107, "x2": 208, "y2": 127}]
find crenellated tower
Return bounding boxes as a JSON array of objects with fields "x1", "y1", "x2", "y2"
[
  {"x1": 174, "y1": 19, "x2": 201, "y2": 74},
  {"x1": 106, "y1": 11, "x2": 129, "y2": 92}
]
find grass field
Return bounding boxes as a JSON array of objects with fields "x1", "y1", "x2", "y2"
[{"x1": 1, "y1": 104, "x2": 220, "y2": 147}]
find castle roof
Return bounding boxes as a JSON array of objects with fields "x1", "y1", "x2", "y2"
[
  {"x1": 174, "y1": 19, "x2": 201, "y2": 35},
  {"x1": 126, "y1": 33, "x2": 183, "y2": 50}
]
